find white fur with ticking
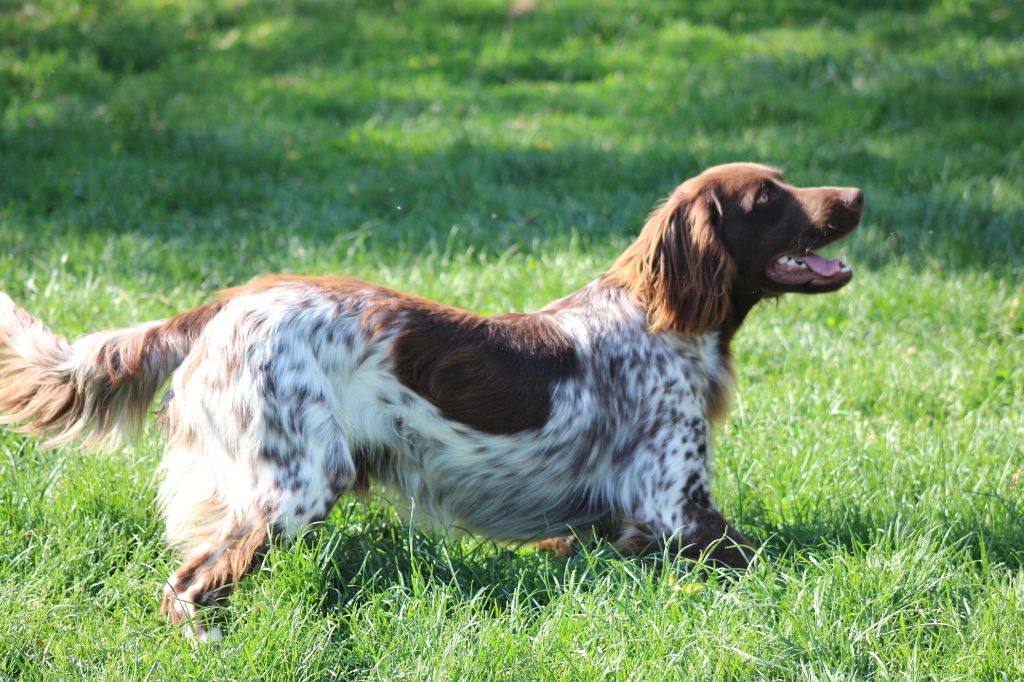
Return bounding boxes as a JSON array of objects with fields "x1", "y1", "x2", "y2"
[{"x1": 153, "y1": 278, "x2": 724, "y2": 548}]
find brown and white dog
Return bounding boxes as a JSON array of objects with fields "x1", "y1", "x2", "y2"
[{"x1": 0, "y1": 163, "x2": 862, "y2": 640}]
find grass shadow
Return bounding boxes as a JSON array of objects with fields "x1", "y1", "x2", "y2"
[
  {"x1": 754, "y1": 507, "x2": 1024, "y2": 571},
  {"x1": 2, "y1": 0, "x2": 1021, "y2": 282}
]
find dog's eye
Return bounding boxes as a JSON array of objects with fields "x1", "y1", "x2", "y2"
[{"x1": 756, "y1": 189, "x2": 772, "y2": 205}]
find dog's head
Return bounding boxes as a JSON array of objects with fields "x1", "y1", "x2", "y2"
[{"x1": 606, "y1": 162, "x2": 863, "y2": 334}]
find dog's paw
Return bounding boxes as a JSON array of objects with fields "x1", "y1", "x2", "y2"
[
  {"x1": 536, "y1": 535, "x2": 578, "y2": 558},
  {"x1": 195, "y1": 623, "x2": 223, "y2": 644}
]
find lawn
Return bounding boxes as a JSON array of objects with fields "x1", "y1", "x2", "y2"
[{"x1": 1, "y1": 0, "x2": 1022, "y2": 679}]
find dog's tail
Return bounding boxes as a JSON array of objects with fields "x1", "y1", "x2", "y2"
[{"x1": 0, "y1": 293, "x2": 225, "y2": 449}]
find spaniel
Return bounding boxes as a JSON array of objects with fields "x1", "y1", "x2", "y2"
[{"x1": 0, "y1": 163, "x2": 863, "y2": 641}]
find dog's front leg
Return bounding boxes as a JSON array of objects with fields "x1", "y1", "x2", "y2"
[{"x1": 612, "y1": 425, "x2": 754, "y2": 568}]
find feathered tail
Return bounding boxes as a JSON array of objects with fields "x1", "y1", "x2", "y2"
[{"x1": 0, "y1": 293, "x2": 224, "y2": 449}]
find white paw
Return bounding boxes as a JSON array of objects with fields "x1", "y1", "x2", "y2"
[
  {"x1": 180, "y1": 622, "x2": 223, "y2": 645},
  {"x1": 200, "y1": 625, "x2": 223, "y2": 644}
]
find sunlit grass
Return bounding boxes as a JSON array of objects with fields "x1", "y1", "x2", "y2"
[{"x1": 0, "y1": 0, "x2": 1022, "y2": 679}]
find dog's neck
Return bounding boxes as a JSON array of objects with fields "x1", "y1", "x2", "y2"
[
  {"x1": 575, "y1": 278, "x2": 761, "y2": 343},
  {"x1": 718, "y1": 288, "x2": 761, "y2": 345}
]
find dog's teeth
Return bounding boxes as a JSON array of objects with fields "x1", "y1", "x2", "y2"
[{"x1": 775, "y1": 256, "x2": 811, "y2": 269}]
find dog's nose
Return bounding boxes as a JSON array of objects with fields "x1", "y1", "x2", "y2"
[{"x1": 840, "y1": 188, "x2": 864, "y2": 211}]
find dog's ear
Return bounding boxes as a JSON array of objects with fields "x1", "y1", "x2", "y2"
[{"x1": 606, "y1": 184, "x2": 735, "y2": 334}]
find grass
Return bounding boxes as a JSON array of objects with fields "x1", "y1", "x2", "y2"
[{"x1": 1, "y1": 0, "x2": 1022, "y2": 678}]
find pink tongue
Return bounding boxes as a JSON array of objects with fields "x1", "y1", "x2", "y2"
[{"x1": 802, "y1": 254, "x2": 841, "y2": 277}]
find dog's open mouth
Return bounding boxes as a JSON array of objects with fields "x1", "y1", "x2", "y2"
[{"x1": 765, "y1": 252, "x2": 852, "y2": 288}]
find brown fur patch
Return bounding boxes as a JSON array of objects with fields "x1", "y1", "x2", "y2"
[
  {"x1": 603, "y1": 178, "x2": 736, "y2": 335},
  {"x1": 391, "y1": 307, "x2": 579, "y2": 434}
]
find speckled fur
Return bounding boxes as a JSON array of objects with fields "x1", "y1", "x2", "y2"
[{"x1": 149, "y1": 277, "x2": 730, "y2": 544}]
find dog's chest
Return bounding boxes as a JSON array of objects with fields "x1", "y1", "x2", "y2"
[{"x1": 589, "y1": 329, "x2": 726, "y2": 418}]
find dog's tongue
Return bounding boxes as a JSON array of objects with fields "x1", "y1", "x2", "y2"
[{"x1": 802, "y1": 254, "x2": 842, "y2": 277}]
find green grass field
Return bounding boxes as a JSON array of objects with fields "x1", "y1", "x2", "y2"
[{"x1": 1, "y1": 0, "x2": 1022, "y2": 678}]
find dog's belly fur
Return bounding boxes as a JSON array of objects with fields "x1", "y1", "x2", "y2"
[
  {"x1": 357, "y1": 388, "x2": 620, "y2": 539},
  {"x1": 309, "y1": 349, "x2": 650, "y2": 540}
]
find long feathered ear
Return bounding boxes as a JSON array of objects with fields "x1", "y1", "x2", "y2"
[{"x1": 604, "y1": 185, "x2": 735, "y2": 334}]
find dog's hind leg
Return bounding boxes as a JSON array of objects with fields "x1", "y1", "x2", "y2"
[
  {"x1": 157, "y1": 391, "x2": 357, "y2": 641},
  {"x1": 159, "y1": 513, "x2": 270, "y2": 643},
  {"x1": 155, "y1": 316, "x2": 363, "y2": 640},
  {"x1": 158, "y1": 435, "x2": 356, "y2": 641}
]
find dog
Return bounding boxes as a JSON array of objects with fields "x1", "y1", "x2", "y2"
[{"x1": 0, "y1": 163, "x2": 862, "y2": 641}]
